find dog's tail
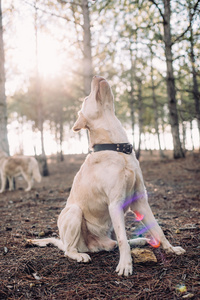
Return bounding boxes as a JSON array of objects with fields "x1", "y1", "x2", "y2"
[
  {"x1": 31, "y1": 158, "x2": 42, "y2": 182},
  {"x1": 29, "y1": 237, "x2": 65, "y2": 251}
]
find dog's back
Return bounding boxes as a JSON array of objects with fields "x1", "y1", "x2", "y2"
[
  {"x1": 3, "y1": 156, "x2": 36, "y2": 177},
  {"x1": 0, "y1": 155, "x2": 41, "y2": 192}
]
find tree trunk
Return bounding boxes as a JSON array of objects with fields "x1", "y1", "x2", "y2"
[
  {"x1": 189, "y1": 121, "x2": 194, "y2": 151},
  {"x1": 0, "y1": 0, "x2": 9, "y2": 154},
  {"x1": 136, "y1": 78, "x2": 143, "y2": 160},
  {"x1": 161, "y1": 120, "x2": 166, "y2": 150},
  {"x1": 163, "y1": 0, "x2": 184, "y2": 158},
  {"x1": 56, "y1": 115, "x2": 64, "y2": 162},
  {"x1": 129, "y1": 47, "x2": 136, "y2": 150},
  {"x1": 35, "y1": 1, "x2": 49, "y2": 176},
  {"x1": 182, "y1": 121, "x2": 186, "y2": 152},
  {"x1": 150, "y1": 48, "x2": 165, "y2": 158},
  {"x1": 59, "y1": 116, "x2": 64, "y2": 161},
  {"x1": 81, "y1": 0, "x2": 93, "y2": 96},
  {"x1": 40, "y1": 121, "x2": 49, "y2": 176},
  {"x1": 189, "y1": 8, "x2": 200, "y2": 150}
]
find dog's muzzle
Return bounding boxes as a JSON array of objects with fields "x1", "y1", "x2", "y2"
[{"x1": 92, "y1": 143, "x2": 133, "y2": 155}]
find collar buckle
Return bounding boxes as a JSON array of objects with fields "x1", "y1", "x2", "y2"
[{"x1": 123, "y1": 144, "x2": 133, "y2": 154}]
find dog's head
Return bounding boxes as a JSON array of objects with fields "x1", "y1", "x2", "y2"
[{"x1": 73, "y1": 76, "x2": 114, "y2": 132}]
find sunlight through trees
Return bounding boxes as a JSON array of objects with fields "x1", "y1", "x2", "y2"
[{"x1": 1, "y1": 0, "x2": 200, "y2": 159}]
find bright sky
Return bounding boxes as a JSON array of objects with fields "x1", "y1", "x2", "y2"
[
  {"x1": 3, "y1": 0, "x2": 86, "y2": 155},
  {"x1": 3, "y1": 0, "x2": 73, "y2": 95}
]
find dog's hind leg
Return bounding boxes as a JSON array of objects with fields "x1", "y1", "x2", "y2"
[
  {"x1": 58, "y1": 204, "x2": 91, "y2": 263},
  {"x1": 30, "y1": 237, "x2": 65, "y2": 251},
  {"x1": 22, "y1": 171, "x2": 33, "y2": 191},
  {"x1": 25, "y1": 181, "x2": 33, "y2": 192},
  {"x1": 87, "y1": 235, "x2": 117, "y2": 252}
]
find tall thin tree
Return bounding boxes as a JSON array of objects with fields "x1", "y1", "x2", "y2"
[
  {"x1": 34, "y1": 0, "x2": 49, "y2": 176},
  {"x1": 81, "y1": 0, "x2": 93, "y2": 96},
  {"x1": 0, "y1": 0, "x2": 9, "y2": 154},
  {"x1": 149, "y1": 0, "x2": 185, "y2": 158},
  {"x1": 149, "y1": 44, "x2": 165, "y2": 158},
  {"x1": 188, "y1": 1, "x2": 200, "y2": 149}
]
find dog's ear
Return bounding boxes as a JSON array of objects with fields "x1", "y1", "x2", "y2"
[
  {"x1": 72, "y1": 113, "x2": 87, "y2": 132},
  {"x1": 97, "y1": 80, "x2": 114, "y2": 105}
]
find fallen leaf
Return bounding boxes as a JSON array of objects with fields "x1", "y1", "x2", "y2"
[
  {"x1": 33, "y1": 272, "x2": 42, "y2": 281},
  {"x1": 182, "y1": 293, "x2": 194, "y2": 299},
  {"x1": 131, "y1": 248, "x2": 157, "y2": 263}
]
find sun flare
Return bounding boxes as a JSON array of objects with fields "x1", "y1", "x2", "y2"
[{"x1": 37, "y1": 33, "x2": 62, "y2": 78}]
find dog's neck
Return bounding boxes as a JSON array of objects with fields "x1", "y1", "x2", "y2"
[{"x1": 88, "y1": 113, "x2": 129, "y2": 147}]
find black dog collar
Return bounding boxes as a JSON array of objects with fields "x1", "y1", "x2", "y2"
[{"x1": 92, "y1": 143, "x2": 133, "y2": 155}]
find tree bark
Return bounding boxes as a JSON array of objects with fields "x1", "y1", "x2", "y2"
[
  {"x1": 129, "y1": 47, "x2": 136, "y2": 150},
  {"x1": 136, "y1": 78, "x2": 143, "y2": 160},
  {"x1": 181, "y1": 121, "x2": 186, "y2": 152},
  {"x1": 189, "y1": 8, "x2": 200, "y2": 150},
  {"x1": 0, "y1": 0, "x2": 9, "y2": 154},
  {"x1": 161, "y1": 120, "x2": 166, "y2": 150},
  {"x1": 189, "y1": 121, "x2": 194, "y2": 151},
  {"x1": 59, "y1": 115, "x2": 64, "y2": 161},
  {"x1": 163, "y1": 0, "x2": 184, "y2": 158},
  {"x1": 150, "y1": 48, "x2": 164, "y2": 158},
  {"x1": 56, "y1": 115, "x2": 64, "y2": 162},
  {"x1": 81, "y1": 0, "x2": 93, "y2": 96},
  {"x1": 35, "y1": 1, "x2": 49, "y2": 176}
]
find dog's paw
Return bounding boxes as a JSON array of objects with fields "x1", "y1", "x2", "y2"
[
  {"x1": 116, "y1": 260, "x2": 133, "y2": 276},
  {"x1": 164, "y1": 246, "x2": 186, "y2": 255},
  {"x1": 66, "y1": 251, "x2": 91, "y2": 263},
  {"x1": 77, "y1": 253, "x2": 91, "y2": 263}
]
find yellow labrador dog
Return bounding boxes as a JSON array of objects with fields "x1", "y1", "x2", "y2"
[
  {"x1": 0, "y1": 151, "x2": 41, "y2": 192},
  {"x1": 30, "y1": 76, "x2": 185, "y2": 276}
]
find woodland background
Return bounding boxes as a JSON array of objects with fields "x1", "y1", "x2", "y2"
[
  {"x1": 0, "y1": 2, "x2": 200, "y2": 299},
  {"x1": 0, "y1": 0, "x2": 200, "y2": 173}
]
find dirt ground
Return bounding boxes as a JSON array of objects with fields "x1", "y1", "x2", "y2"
[{"x1": 0, "y1": 151, "x2": 200, "y2": 300}]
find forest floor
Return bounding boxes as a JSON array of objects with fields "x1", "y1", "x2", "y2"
[{"x1": 0, "y1": 151, "x2": 200, "y2": 300}]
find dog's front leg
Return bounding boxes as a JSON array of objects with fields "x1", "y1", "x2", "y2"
[
  {"x1": 109, "y1": 202, "x2": 132, "y2": 276},
  {"x1": 131, "y1": 196, "x2": 185, "y2": 255},
  {"x1": 0, "y1": 172, "x2": 6, "y2": 193}
]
